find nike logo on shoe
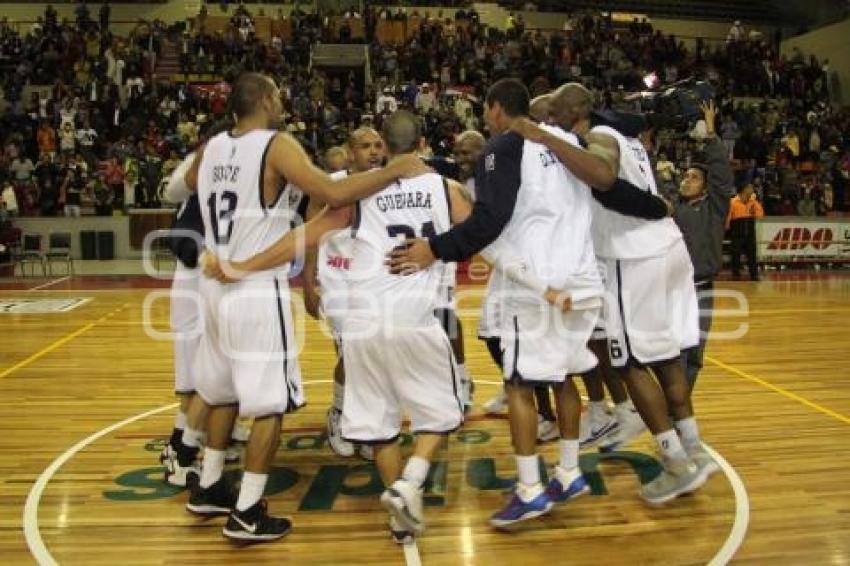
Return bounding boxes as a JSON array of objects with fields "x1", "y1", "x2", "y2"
[{"x1": 233, "y1": 515, "x2": 257, "y2": 534}]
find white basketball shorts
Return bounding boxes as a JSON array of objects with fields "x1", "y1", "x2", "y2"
[
  {"x1": 501, "y1": 300, "x2": 601, "y2": 384},
  {"x1": 170, "y1": 263, "x2": 202, "y2": 394},
  {"x1": 601, "y1": 239, "x2": 700, "y2": 369},
  {"x1": 194, "y1": 275, "x2": 305, "y2": 417},
  {"x1": 340, "y1": 322, "x2": 464, "y2": 443}
]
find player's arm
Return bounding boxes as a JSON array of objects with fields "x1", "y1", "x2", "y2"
[
  {"x1": 510, "y1": 117, "x2": 619, "y2": 190},
  {"x1": 301, "y1": 197, "x2": 325, "y2": 318},
  {"x1": 446, "y1": 178, "x2": 473, "y2": 224},
  {"x1": 163, "y1": 151, "x2": 196, "y2": 204},
  {"x1": 269, "y1": 133, "x2": 429, "y2": 207},
  {"x1": 203, "y1": 206, "x2": 352, "y2": 283},
  {"x1": 182, "y1": 148, "x2": 204, "y2": 193}
]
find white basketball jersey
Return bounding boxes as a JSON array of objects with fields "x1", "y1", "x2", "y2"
[
  {"x1": 498, "y1": 124, "x2": 602, "y2": 302},
  {"x1": 589, "y1": 125, "x2": 682, "y2": 259},
  {"x1": 346, "y1": 172, "x2": 452, "y2": 327},
  {"x1": 317, "y1": 169, "x2": 355, "y2": 283},
  {"x1": 197, "y1": 130, "x2": 294, "y2": 270}
]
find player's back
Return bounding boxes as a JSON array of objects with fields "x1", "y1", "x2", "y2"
[
  {"x1": 346, "y1": 172, "x2": 452, "y2": 328},
  {"x1": 499, "y1": 126, "x2": 601, "y2": 301},
  {"x1": 197, "y1": 129, "x2": 294, "y2": 272},
  {"x1": 589, "y1": 125, "x2": 682, "y2": 260}
]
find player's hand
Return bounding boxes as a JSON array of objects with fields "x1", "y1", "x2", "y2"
[
  {"x1": 661, "y1": 196, "x2": 675, "y2": 217},
  {"x1": 509, "y1": 117, "x2": 547, "y2": 144},
  {"x1": 303, "y1": 284, "x2": 322, "y2": 319},
  {"x1": 201, "y1": 250, "x2": 241, "y2": 283},
  {"x1": 699, "y1": 99, "x2": 717, "y2": 136},
  {"x1": 385, "y1": 238, "x2": 436, "y2": 275},
  {"x1": 391, "y1": 153, "x2": 432, "y2": 179},
  {"x1": 544, "y1": 287, "x2": 572, "y2": 312}
]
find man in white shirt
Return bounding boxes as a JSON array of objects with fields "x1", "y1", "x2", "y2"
[{"x1": 415, "y1": 83, "x2": 436, "y2": 113}]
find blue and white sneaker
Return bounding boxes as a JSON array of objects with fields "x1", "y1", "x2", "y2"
[
  {"x1": 546, "y1": 466, "x2": 590, "y2": 503},
  {"x1": 490, "y1": 483, "x2": 553, "y2": 528}
]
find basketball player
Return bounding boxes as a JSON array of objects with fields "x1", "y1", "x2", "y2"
[
  {"x1": 302, "y1": 127, "x2": 386, "y2": 459},
  {"x1": 181, "y1": 73, "x2": 428, "y2": 543},
  {"x1": 159, "y1": 121, "x2": 250, "y2": 486},
  {"x1": 387, "y1": 80, "x2": 604, "y2": 527},
  {"x1": 159, "y1": 151, "x2": 207, "y2": 486},
  {"x1": 510, "y1": 83, "x2": 719, "y2": 504}
]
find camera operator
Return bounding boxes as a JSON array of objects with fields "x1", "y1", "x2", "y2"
[{"x1": 672, "y1": 100, "x2": 735, "y2": 390}]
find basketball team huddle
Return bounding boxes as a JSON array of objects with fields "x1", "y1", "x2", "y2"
[{"x1": 158, "y1": 72, "x2": 719, "y2": 544}]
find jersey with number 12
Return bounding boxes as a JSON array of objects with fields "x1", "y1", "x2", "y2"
[{"x1": 197, "y1": 130, "x2": 295, "y2": 268}]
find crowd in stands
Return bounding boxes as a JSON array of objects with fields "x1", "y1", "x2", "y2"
[{"x1": 0, "y1": 2, "x2": 848, "y2": 222}]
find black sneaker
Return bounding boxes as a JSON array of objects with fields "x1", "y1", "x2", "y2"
[
  {"x1": 389, "y1": 516, "x2": 413, "y2": 545},
  {"x1": 222, "y1": 500, "x2": 292, "y2": 542},
  {"x1": 186, "y1": 477, "x2": 236, "y2": 516}
]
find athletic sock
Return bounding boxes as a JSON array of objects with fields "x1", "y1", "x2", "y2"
[
  {"x1": 199, "y1": 448, "x2": 225, "y2": 489},
  {"x1": 558, "y1": 439, "x2": 579, "y2": 472},
  {"x1": 401, "y1": 456, "x2": 430, "y2": 489},
  {"x1": 675, "y1": 417, "x2": 701, "y2": 451},
  {"x1": 655, "y1": 429, "x2": 689, "y2": 463},
  {"x1": 236, "y1": 471, "x2": 268, "y2": 512},
  {"x1": 516, "y1": 454, "x2": 542, "y2": 488}
]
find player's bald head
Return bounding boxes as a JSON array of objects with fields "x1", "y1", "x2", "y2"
[
  {"x1": 553, "y1": 83, "x2": 594, "y2": 108},
  {"x1": 382, "y1": 110, "x2": 421, "y2": 155},
  {"x1": 348, "y1": 126, "x2": 381, "y2": 147},
  {"x1": 529, "y1": 94, "x2": 552, "y2": 122},
  {"x1": 549, "y1": 82, "x2": 594, "y2": 129}
]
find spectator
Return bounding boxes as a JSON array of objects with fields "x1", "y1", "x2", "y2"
[
  {"x1": 797, "y1": 188, "x2": 817, "y2": 217},
  {"x1": 415, "y1": 83, "x2": 436, "y2": 113},
  {"x1": 59, "y1": 122, "x2": 77, "y2": 155},
  {"x1": 720, "y1": 115, "x2": 740, "y2": 159},
  {"x1": 10, "y1": 154, "x2": 35, "y2": 183},
  {"x1": 1, "y1": 180, "x2": 18, "y2": 217},
  {"x1": 727, "y1": 183, "x2": 765, "y2": 281}
]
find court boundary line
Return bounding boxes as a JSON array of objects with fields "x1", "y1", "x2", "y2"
[
  {"x1": 24, "y1": 379, "x2": 742, "y2": 566},
  {"x1": 28, "y1": 276, "x2": 71, "y2": 291},
  {"x1": 0, "y1": 304, "x2": 126, "y2": 379},
  {"x1": 706, "y1": 355, "x2": 850, "y2": 425}
]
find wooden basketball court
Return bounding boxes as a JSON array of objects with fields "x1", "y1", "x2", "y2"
[{"x1": 1, "y1": 274, "x2": 848, "y2": 565}]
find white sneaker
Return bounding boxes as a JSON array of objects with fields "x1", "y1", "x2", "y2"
[
  {"x1": 579, "y1": 410, "x2": 619, "y2": 449},
  {"x1": 640, "y1": 456, "x2": 706, "y2": 505},
  {"x1": 688, "y1": 443, "x2": 720, "y2": 481},
  {"x1": 389, "y1": 515, "x2": 414, "y2": 544},
  {"x1": 381, "y1": 479, "x2": 425, "y2": 535},
  {"x1": 326, "y1": 407, "x2": 355, "y2": 457},
  {"x1": 600, "y1": 407, "x2": 647, "y2": 452},
  {"x1": 537, "y1": 414, "x2": 560, "y2": 442},
  {"x1": 483, "y1": 391, "x2": 508, "y2": 414}
]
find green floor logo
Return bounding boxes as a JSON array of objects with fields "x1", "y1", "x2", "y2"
[{"x1": 106, "y1": 429, "x2": 661, "y2": 508}]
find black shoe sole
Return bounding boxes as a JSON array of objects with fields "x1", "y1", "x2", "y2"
[{"x1": 222, "y1": 526, "x2": 291, "y2": 542}]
